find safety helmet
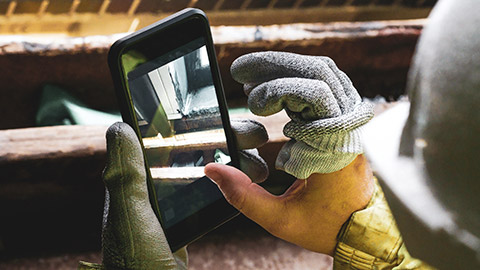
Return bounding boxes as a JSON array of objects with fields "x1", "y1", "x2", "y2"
[{"x1": 363, "y1": 0, "x2": 480, "y2": 268}]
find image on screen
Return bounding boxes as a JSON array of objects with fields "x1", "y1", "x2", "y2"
[{"x1": 125, "y1": 38, "x2": 229, "y2": 228}]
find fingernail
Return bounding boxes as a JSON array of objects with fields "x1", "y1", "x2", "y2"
[{"x1": 205, "y1": 164, "x2": 222, "y2": 183}]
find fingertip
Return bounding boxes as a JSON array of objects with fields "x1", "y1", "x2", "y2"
[
  {"x1": 230, "y1": 51, "x2": 279, "y2": 83},
  {"x1": 205, "y1": 164, "x2": 281, "y2": 234},
  {"x1": 205, "y1": 163, "x2": 249, "y2": 184},
  {"x1": 105, "y1": 122, "x2": 140, "y2": 155},
  {"x1": 205, "y1": 163, "x2": 253, "y2": 210},
  {"x1": 231, "y1": 119, "x2": 269, "y2": 149},
  {"x1": 204, "y1": 163, "x2": 223, "y2": 183},
  {"x1": 104, "y1": 122, "x2": 145, "y2": 180}
]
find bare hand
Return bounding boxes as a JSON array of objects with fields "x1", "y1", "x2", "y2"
[{"x1": 205, "y1": 154, "x2": 374, "y2": 255}]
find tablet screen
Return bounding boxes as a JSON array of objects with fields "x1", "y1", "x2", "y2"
[{"x1": 124, "y1": 37, "x2": 229, "y2": 229}]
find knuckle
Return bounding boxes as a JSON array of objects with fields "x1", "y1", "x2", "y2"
[{"x1": 320, "y1": 56, "x2": 334, "y2": 64}]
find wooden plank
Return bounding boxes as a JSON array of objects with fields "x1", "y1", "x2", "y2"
[
  {"x1": 0, "y1": 125, "x2": 107, "y2": 163},
  {"x1": 207, "y1": 7, "x2": 429, "y2": 26},
  {"x1": 143, "y1": 129, "x2": 228, "y2": 150},
  {"x1": 151, "y1": 166, "x2": 205, "y2": 181},
  {"x1": 0, "y1": 111, "x2": 288, "y2": 165},
  {"x1": 215, "y1": 20, "x2": 423, "y2": 104},
  {"x1": 0, "y1": 100, "x2": 399, "y2": 179},
  {"x1": 0, "y1": 20, "x2": 423, "y2": 129},
  {"x1": 0, "y1": 7, "x2": 431, "y2": 35},
  {"x1": 0, "y1": 101, "x2": 399, "y2": 166}
]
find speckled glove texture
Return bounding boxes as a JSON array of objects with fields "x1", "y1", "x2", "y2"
[
  {"x1": 231, "y1": 51, "x2": 374, "y2": 179},
  {"x1": 102, "y1": 122, "x2": 187, "y2": 270},
  {"x1": 230, "y1": 118, "x2": 269, "y2": 183},
  {"x1": 79, "y1": 120, "x2": 268, "y2": 270}
]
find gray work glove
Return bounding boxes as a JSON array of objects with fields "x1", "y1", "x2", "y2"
[
  {"x1": 231, "y1": 51, "x2": 374, "y2": 179},
  {"x1": 79, "y1": 119, "x2": 268, "y2": 270}
]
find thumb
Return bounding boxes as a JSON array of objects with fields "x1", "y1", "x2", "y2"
[
  {"x1": 205, "y1": 163, "x2": 284, "y2": 234},
  {"x1": 102, "y1": 122, "x2": 178, "y2": 269}
]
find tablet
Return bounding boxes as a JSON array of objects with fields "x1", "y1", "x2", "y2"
[{"x1": 108, "y1": 8, "x2": 240, "y2": 251}]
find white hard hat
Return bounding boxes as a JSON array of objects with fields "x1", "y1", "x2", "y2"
[{"x1": 363, "y1": 0, "x2": 480, "y2": 268}]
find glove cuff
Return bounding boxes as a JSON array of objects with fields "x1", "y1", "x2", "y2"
[{"x1": 276, "y1": 127, "x2": 364, "y2": 179}]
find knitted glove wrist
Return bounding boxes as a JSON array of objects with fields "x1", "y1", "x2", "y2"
[{"x1": 280, "y1": 102, "x2": 373, "y2": 178}]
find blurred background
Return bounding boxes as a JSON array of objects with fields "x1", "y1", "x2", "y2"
[{"x1": 0, "y1": 0, "x2": 436, "y2": 269}]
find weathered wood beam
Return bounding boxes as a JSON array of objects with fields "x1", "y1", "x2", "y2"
[
  {"x1": 151, "y1": 167, "x2": 204, "y2": 181},
  {"x1": 0, "y1": 125, "x2": 107, "y2": 164},
  {"x1": 0, "y1": 113, "x2": 288, "y2": 176},
  {"x1": 215, "y1": 20, "x2": 423, "y2": 103},
  {"x1": 0, "y1": 6, "x2": 431, "y2": 35},
  {"x1": 0, "y1": 20, "x2": 423, "y2": 130},
  {"x1": 206, "y1": 7, "x2": 431, "y2": 26},
  {"x1": 143, "y1": 129, "x2": 227, "y2": 150},
  {"x1": 0, "y1": 100, "x2": 399, "y2": 189},
  {"x1": 0, "y1": 111, "x2": 289, "y2": 200}
]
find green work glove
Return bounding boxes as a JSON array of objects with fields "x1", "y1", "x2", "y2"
[
  {"x1": 102, "y1": 122, "x2": 187, "y2": 270},
  {"x1": 80, "y1": 119, "x2": 268, "y2": 270},
  {"x1": 231, "y1": 51, "x2": 374, "y2": 179}
]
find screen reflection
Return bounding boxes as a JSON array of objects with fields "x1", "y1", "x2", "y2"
[{"x1": 125, "y1": 38, "x2": 230, "y2": 228}]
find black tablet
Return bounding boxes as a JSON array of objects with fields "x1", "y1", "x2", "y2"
[{"x1": 108, "y1": 8, "x2": 240, "y2": 252}]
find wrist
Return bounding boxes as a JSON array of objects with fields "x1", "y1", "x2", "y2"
[
  {"x1": 276, "y1": 139, "x2": 361, "y2": 179},
  {"x1": 299, "y1": 155, "x2": 375, "y2": 255},
  {"x1": 279, "y1": 105, "x2": 373, "y2": 179}
]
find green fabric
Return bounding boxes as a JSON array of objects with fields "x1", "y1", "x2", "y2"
[
  {"x1": 121, "y1": 50, "x2": 147, "y2": 75},
  {"x1": 34, "y1": 84, "x2": 258, "y2": 127},
  {"x1": 214, "y1": 149, "x2": 231, "y2": 164},
  {"x1": 36, "y1": 84, "x2": 121, "y2": 126}
]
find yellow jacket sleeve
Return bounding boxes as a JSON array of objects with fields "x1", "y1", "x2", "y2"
[
  {"x1": 334, "y1": 178, "x2": 436, "y2": 270},
  {"x1": 78, "y1": 261, "x2": 104, "y2": 269}
]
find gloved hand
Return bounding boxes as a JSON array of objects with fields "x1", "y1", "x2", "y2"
[
  {"x1": 79, "y1": 119, "x2": 268, "y2": 270},
  {"x1": 230, "y1": 118, "x2": 269, "y2": 183},
  {"x1": 204, "y1": 51, "x2": 376, "y2": 255},
  {"x1": 231, "y1": 51, "x2": 374, "y2": 179},
  {"x1": 90, "y1": 122, "x2": 187, "y2": 270}
]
